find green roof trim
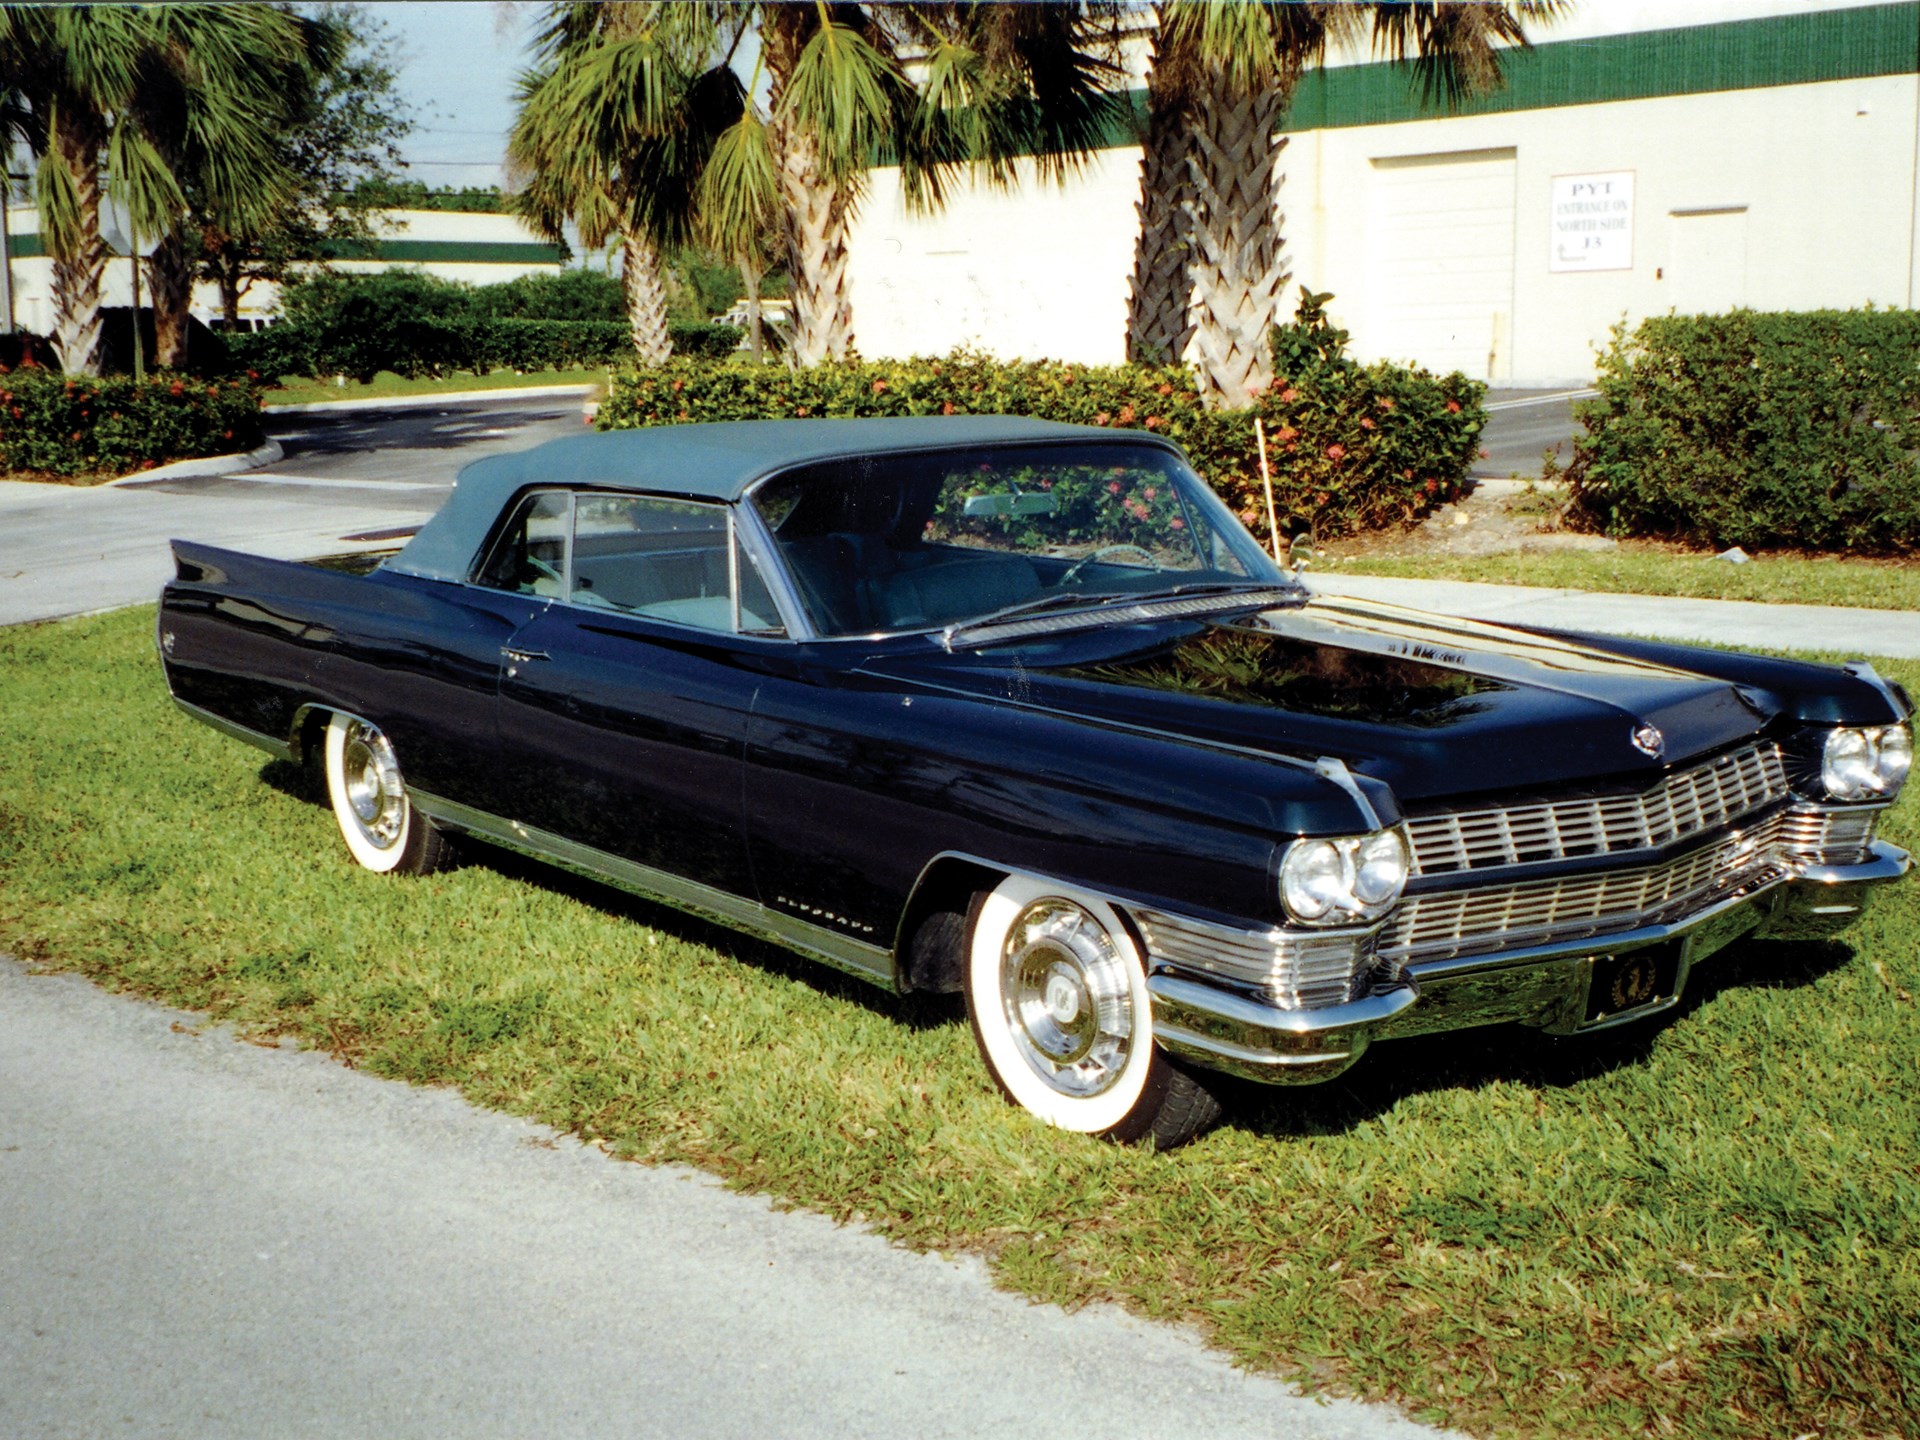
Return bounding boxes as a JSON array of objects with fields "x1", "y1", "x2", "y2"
[
  {"x1": 321, "y1": 238, "x2": 564, "y2": 265},
  {"x1": 1285, "y1": 2, "x2": 1920, "y2": 132}
]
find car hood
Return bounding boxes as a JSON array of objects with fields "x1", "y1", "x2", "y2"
[{"x1": 859, "y1": 594, "x2": 1778, "y2": 803}]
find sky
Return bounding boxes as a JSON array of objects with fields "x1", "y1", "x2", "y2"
[{"x1": 371, "y1": 1, "x2": 537, "y2": 192}]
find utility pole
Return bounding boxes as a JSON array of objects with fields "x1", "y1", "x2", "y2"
[{"x1": 0, "y1": 155, "x2": 15, "y2": 336}]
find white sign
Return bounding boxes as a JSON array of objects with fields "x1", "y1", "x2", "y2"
[{"x1": 1550, "y1": 171, "x2": 1634, "y2": 273}]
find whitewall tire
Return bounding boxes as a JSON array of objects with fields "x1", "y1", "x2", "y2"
[
  {"x1": 322, "y1": 712, "x2": 450, "y2": 875},
  {"x1": 964, "y1": 873, "x2": 1220, "y2": 1146}
]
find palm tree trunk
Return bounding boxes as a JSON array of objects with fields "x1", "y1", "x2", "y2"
[
  {"x1": 739, "y1": 258, "x2": 763, "y2": 364},
  {"x1": 47, "y1": 116, "x2": 107, "y2": 378},
  {"x1": 147, "y1": 225, "x2": 193, "y2": 370},
  {"x1": 1126, "y1": 20, "x2": 1196, "y2": 367},
  {"x1": 761, "y1": 7, "x2": 854, "y2": 370},
  {"x1": 774, "y1": 124, "x2": 854, "y2": 368},
  {"x1": 621, "y1": 231, "x2": 672, "y2": 364},
  {"x1": 1184, "y1": 80, "x2": 1293, "y2": 410}
]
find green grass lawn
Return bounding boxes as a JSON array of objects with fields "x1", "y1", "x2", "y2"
[
  {"x1": 263, "y1": 367, "x2": 608, "y2": 408},
  {"x1": 1329, "y1": 549, "x2": 1920, "y2": 611},
  {"x1": 4, "y1": 608, "x2": 1917, "y2": 1440}
]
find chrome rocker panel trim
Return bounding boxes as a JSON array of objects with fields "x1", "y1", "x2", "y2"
[
  {"x1": 171, "y1": 696, "x2": 293, "y2": 762},
  {"x1": 408, "y1": 788, "x2": 896, "y2": 987},
  {"x1": 1147, "y1": 842, "x2": 1910, "y2": 1085}
]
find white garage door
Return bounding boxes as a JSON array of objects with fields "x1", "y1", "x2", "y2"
[{"x1": 1365, "y1": 148, "x2": 1517, "y2": 380}]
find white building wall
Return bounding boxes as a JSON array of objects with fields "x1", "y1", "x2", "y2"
[{"x1": 845, "y1": 0, "x2": 1920, "y2": 386}]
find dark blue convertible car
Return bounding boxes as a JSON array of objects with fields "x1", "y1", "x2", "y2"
[{"x1": 159, "y1": 417, "x2": 1911, "y2": 1146}]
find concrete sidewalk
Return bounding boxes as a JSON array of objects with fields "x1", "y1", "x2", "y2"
[{"x1": 1307, "y1": 571, "x2": 1920, "y2": 660}]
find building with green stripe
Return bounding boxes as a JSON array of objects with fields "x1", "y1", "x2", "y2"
[
  {"x1": 1, "y1": 208, "x2": 563, "y2": 338},
  {"x1": 846, "y1": 0, "x2": 1920, "y2": 385}
]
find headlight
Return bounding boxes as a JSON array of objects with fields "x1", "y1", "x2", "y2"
[
  {"x1": 1280, "y1": 828, "x2": 1409, "y2": 924},
  {"x1": 1822, "y1": 724, "x2": 1913, "y2": 801}
]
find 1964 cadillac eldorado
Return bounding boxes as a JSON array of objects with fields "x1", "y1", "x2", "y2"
[{"x1": 159, "y1": 417, "x2": 1911, "y2": 1146}]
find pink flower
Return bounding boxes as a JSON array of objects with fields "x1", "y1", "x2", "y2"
[
  {"x1": 1143, "y1": 487, "x2": 1156, "y2": 500},
  {"x1": 1108, "y1": 480, "x2": 1122, "y2": 495},
  {"x1": 1280, "y1": 388, "x2": 1299, "y2": 403},
  {"x1": 1359, "y1": 418, "x2": 1375, "y2": 430},
  {"x1": 871, "y1": 379, "x2": 889, "y2": 394},
  {"x1": 1326, "y1": 443, "x2": 1346, "y2": 461},
  {"x1": 1169, "y1": 517, "x2": 1185, "y2": 530}
]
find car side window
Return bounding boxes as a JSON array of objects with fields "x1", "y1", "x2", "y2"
[
  {"x1": 475, "y1": 490, "x2": 571, "y2": 597},
  {"x1": 570, "y1": 494, "x2": 782, "y2": 635}
]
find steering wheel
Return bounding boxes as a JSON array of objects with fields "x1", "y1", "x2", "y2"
[
  {"x1": 523, "y1": 554, "x2": 563, "y2": 592},
  {"x1": 1062, "y1": 543, "x2": 1159, "y2": 586}
]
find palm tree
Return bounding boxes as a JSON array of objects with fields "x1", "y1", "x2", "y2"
[
  {"x1": 756, "y1": 2, "x2": 1124, "y2": 366},
  {"x1": 131, "y1": 5, "x2": 314, "y2": 368},
  {"x1": 1126, "y1": 1, "x2": 1555, "y2": 409},
  {"x1": 510, "y1": 3, "x2": 742, "y2": 363},
  {"x1": 0, "y1": 4, "x2": 306, "y2": 375}
]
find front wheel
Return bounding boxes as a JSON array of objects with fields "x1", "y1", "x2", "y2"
[
  {"x1": 964, "y1": 874, "x2": 1220, "y2": 1147},
  {"x1": 322, "y1": 712, "x2": 451, "y2": 875}
]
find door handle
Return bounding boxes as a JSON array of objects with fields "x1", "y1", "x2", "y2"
[{"x1": 502, "y1": 647, "x2": 550, "y2": 663}]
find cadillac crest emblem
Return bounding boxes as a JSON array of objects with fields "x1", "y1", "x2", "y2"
[{"x1": 1631, "y1": 723, "x2": 1665, "y2": 758}]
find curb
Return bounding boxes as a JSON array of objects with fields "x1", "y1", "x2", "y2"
[
  {"x1": 109, "y1": 439, "x2": 284, "y2": 487},
  {"x1": 263, "y1": 383, "x2": 599, "y2": 416}
]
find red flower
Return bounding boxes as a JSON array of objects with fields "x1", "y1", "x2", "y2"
[
  {"x1": 1144, "y1": 415, "x2": 1162, "y2": 430},
  {"x1": 1155, "y1": 382, "x2": 1173, "y2": 397},
  {"x1": 940, "y1": 400, "x2": 956, "y2": 416},
  {"x1": 1359, "y1": 418, "x2": 1375, "y2": 430},
  {"x1": 1143, "y1": 487, "x2": 1157, "y2": 500},
  {"x1": 1280, "y1": 388, "x2": 1298, "y2": 403},
  {"x1": 1445, "y1": 400, "x2": 1461, "y2": 413},
  {"x1": 1315, "y1": 491, "x2": 1330, "y2": 505},
  {"x1": 1423, "y1": 478, "x2": 1438, "y2": 493},
  {"x1": 168, "y1": 380, "x2": 185, "y2": 396},
  {"x1": 871, "y1": 379, "x2": 889, "y2": 394},
  {"x1": 1275, "y1": 425, "x2": 1297, "y2": 442},
  {"x1": 1378, "y1": 396, "x2": 1394, "y2": 410},
  {"x1": 207, "y1": 385, "x2": 219, "y2": 396},
  {"x1": 70, "y1": 430, "x2": 82, "y2": 441},
  {"x1": 1093, "y1": 411, "x2": 1110, "y2": 426},
  {"x1": 246, "y1": 368, "x2": 260, "y2": 381},
  {"x1": 1117, "y1": 404, "x2": 1135, "y2": 424},
  {"x1": 1169, "y1": 517, "x2": 1185, "y2": 530},
  {"x1": 1479, "y1": 447, "x2": 1491, "y2": 459},
  {"x1": 1107, "y1": 480, "x2": 1122, "y2": 495},
  {"x1": 1326, "y1": 443, "x2": 1346, "y2": 461},
  {"x1": 671, "y1": 379, "x2": 684, "y2": 392}
]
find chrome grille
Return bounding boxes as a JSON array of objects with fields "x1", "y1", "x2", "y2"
[
  {"x1": 1777, "y1": 804, "x2": 1880, "y2": 866},
  {"x1": 1406, "y1": 742, "x2": 1787, "y2": 876},
  {"x1": 1381, "y1": 814, "x2": 1787, "y2": 963},
  {"x1": 1136, "y1": 910, "x2": 1370, "y2": 1010}
]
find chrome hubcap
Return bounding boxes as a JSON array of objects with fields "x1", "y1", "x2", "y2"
[
  {"x1": 1001, "y1": 899, "x2": 1134, "y2": 1098},
  {"x1": 341, "y1": 721, "x2": 405, "y2": 848}
]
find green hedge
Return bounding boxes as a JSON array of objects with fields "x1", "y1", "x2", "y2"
[
  {"x1": 1568, "y1": 310, "x2": 1920, "y2": 551},
  {"x1": 598, "y1": 348, "x2": 1485, "y2": 542},
  {"x1": 231, "y1": 316, "x2": 743, "y2": 384},
  {"x1": 0, "y1": 366, "x2": 263, "y2": 477}
]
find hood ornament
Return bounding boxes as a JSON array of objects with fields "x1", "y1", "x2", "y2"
[{"x1": 1631, "y1": 723, "x2": 1665, "y2": 759}]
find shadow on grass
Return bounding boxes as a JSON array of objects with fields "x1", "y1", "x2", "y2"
[{"x1": 1225, "y1": 936, "x2": 1856, "y2": 1140}]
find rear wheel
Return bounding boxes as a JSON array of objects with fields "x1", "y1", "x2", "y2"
[
  {"x1": 964, "y1": 874, "x2": 1220, "y2": 1147},
  {"x1": 322, "y1": 712, "x2": 451, "y2": 875}
]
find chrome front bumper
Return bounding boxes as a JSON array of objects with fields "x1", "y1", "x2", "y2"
[{"x1": 1147, "y1": 841, "x2": 1910, "y2": 1085}]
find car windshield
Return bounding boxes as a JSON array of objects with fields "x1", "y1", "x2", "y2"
[{"x1": 748, "y1": 441, "x2": 1288, "y2": 638}]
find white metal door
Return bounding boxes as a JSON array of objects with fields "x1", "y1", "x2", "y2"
[{"x1": 1365, "y1": 148, "x2": 1518, "y2": 380}]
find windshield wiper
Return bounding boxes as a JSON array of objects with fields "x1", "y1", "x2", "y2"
[{"x1": 940, "y1": 580, "x2": 1298, "y2": 650}]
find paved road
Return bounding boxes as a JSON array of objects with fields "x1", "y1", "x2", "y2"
[
  {"x1": 0, "y1": 958, "x2": 1452, "y2": 1440},
  {"x1": 1473, "y1": 388, "x2": 1590, "y2": 481},
  {"x1": 0, "y1": 395, "x2": 584, "y2": 626}
]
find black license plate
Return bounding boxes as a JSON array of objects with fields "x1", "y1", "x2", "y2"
[{"x1": 1585, "y1": 943, "x2": 1682, "y2": 1024}]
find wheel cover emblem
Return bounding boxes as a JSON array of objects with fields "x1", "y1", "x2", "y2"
[{"x1": 1001, "y1": 899, "x2": 1134, "y2": 1099}]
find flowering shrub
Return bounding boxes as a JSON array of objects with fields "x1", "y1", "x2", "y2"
[
  {"x1": 0, "y1": 367, "x2": 263, "y2": 477},
  {"x1": 598, "y1": 348, "x2": 1485, "y2": 543},
  {"x1": 1569, "y1": 310, "x2": 1920, "y2": 551}
]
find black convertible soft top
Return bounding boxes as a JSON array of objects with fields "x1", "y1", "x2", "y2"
[{"x1": 389, "y1": 415, "x2": 1140, "y2": 583}]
